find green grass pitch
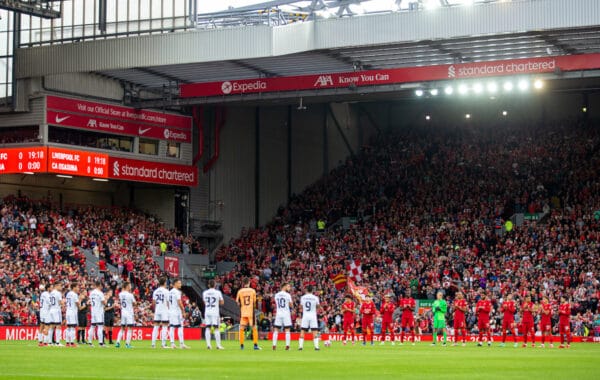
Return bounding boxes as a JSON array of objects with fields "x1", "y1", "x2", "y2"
[{"x1": 1, "y1": 340, "x2": 598, "y2": 380}]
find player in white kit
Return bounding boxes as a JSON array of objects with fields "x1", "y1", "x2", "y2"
[
  {"x1": 202, "y1": 279, "x2": 225, "y2": 350},
  {"x1": 151, "y1": 277, "x2": 171, "y2": 348},
  {"x1": 169, "y1": 279, "x2": 190, "y2": 349},
  {"x1": 89, "y1": 281, "x2": 107, "y2": 347},
  {"x1": 115, "y1": 281, "x2": 136, "y2": 349},
  {"x1": 272, "y1": 283, "x2": 294, "y2": 351},
  {"x1": 299, "y1": 285, "x2": 321, "y2": 351},
  {"x1": 38, "y1": 283, "x2": 51, "y2": 346},
  {"x1": 64, "y1": 283, "x2": 80, "y2": 347},
  {"x1": 48, "y1": 282, "x2": 64, "y2": 346}
]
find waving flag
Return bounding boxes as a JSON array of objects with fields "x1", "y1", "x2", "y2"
[
  {"x1": 330, "y1": 273, "x2": 347, "y2": 290},
  {"x1": 348, "y1": 278, "x2": 370, "y2": 304},
  {"x1": 347, "y1": 259, "x2": 363, "y2": 282}
]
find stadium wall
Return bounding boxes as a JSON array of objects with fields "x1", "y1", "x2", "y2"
[{"x1": 207, "y1": 102, "x2": 373, "y2": 241}]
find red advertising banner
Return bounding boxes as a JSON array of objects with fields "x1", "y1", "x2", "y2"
[
  {"x1": 108, "y1": 156, "x2": 198, "y2": 187},
  {"x1": 0, "y1": 326, "x2": 201, "y2": 341},
  {"x1": 164, "y1": 256, "x2": 180, "y2": 277},
  {"x1": 0, "y1": 147, "x2": 47, "y2": 174},
  {"x1": 46, "y1": 96, "x2": 192, "y2": 143},
  {"x1": 47, "y1": 146, "x2": 109, "y2": 178},
  {"x1": 180, "y1": 53, "x2": 600, "y2": 98}
]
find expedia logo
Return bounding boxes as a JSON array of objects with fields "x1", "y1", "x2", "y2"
[
  {"x1": 448, "y1": 65, "x2": 456, "y2": 78},
  {"x1": 221, "y1": 81, "x2": 233, "y2": 94},
  {"x1": 113, "y1": 161, "x2": 120, "y2": 176},
  {"x1": 164, "y1": 129, "x2": 170, "y2": 139},
  {"x1": 314, "y1": 75, "x2": 334, "y2": 87}
]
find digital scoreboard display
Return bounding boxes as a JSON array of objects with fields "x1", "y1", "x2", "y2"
[
  {"x1": 0, "y1": 147, "x2": 47, "y2": 174},
  {"x1": 47, "y1": 147, "x2": 108, "y2": 178}
]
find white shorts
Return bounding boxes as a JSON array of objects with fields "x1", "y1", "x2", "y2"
[
  {"x1": 66, "y1": 310, "x2": 78, "y2": 326},
  {"x1": 153, "y1": 311, "x2": 169, "y2": 323},
  {"x1": 301, "y1": 316, "x2": 319, "y2": 330},
  {"x1": 204, "y1": 314, "x2": 220, "y2": 327},
  {"x1": 49, "y1": 309, "x2": 62, "y2": 325},
  {"x1": 120, "y1": 312, "x2": 135, "y2": 327},
  {"x1": 91, "y1": 312, "x2": 104, "y2": 325},
  {"x1": 274, "y1": 314, "x2": 292, "y2": 328},
  {"x1": 169, "y1": 313, "x2": 183, "y2": 327},
  {"x1": 40, "y1": 311, "x2": 49, "y2": 324}
]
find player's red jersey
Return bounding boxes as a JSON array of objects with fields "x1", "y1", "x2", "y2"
[
  {"x1": 521, "y1": 301, "x2": 534, "y2": 323},
  {"x1": 380, "y1": 301, "x2": 395, "y2": 322},
  {"x1": 453, "y1": 299, "x2": 468, "y2": 321},
  {"x1": 400, "y1": 297, "x2": 416, "y2": 316},
  {"x1": 558, "y1": 303, "x2": 571, "y2": 325},
  {"x1": 500, "y1": 300, "x2": 516, "y2": 322},
  {"x1": 540, "y1": 302, "x2": 552, "y2": 322},
  {"x1": 476, "y1": 299, "x2": 492, "y2": 319},
  {"x1": 342, "y1": 300, "x2": 356, "y2": 322},
  {"x1": 360, "y1": 301, "x2": 376, "y2": 318}
]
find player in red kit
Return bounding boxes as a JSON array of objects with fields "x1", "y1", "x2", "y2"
[
  {"x1": 360, "y1": 295, "x2": 376, "y2": 346},
  {"x1": 452, "y1": 291, "x2": 468, "y2": 346},
  {"x1": 341, "y1": 295, "x2": 356, "y2": 345},
  {"x1": 539, "y1": 296, "x2": 553, "y2": 348},
  {"x1": 476, "y1": 293, "x2": 493, "y2": 346},
  {"x1": 380, "y1": 294, "x2": 396, "y2": 345},
  {"x1": 558, "y1": 296, "x2": 571, "y2": 349},
  {"x1": 520, "y1": 295, "x2": 536, "y2": 348},
  {"x1": 399, "y1": 291, "x2": 416, "y2": 345},
  {"x1": 499, "y1": 293, "x2": 518, "y2": 348}
]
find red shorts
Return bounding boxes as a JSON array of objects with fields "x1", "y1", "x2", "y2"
[
  {"x1": 453, "y1": 317, "x2": 466, "y2": 329},
  {"x1": 401, "y1": 314, "x2": 414, "y2": 328},
  {"x1": 362, "y1": 317, "x2": 374, "y2": 333},
  {"x1": 559, "y1": 323, "x2": 570, "y2": 334},
  {"x1": 478, "y1": 318, "x2": 490, "y2": 330},
  {"x1": 540, "y1": 318, "x2": 552, "y2": 331},
  {"x1": 502, "y1": 319, "x2": 515, "y2": 330},
  {"x1": 381, "y1": 320, "x2": 394, "y2": 333},
  {"x1": 343, "y1": 319, "x2": 354, "y2": 332},
  {"x1": 521, "y1": 320, "x2": 534, "y2": 333}
]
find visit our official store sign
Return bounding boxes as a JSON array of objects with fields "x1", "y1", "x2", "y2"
[
  {"x1": 180, "y1": 53, "x2": 600, "y2": 98},
  {"x1": 46, "y1": 95, "x2": 192, "y2": 143}
]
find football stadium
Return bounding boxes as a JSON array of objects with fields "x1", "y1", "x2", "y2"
[{"x1": 0, "y1": 0, "x2": 599, "y2": 379}]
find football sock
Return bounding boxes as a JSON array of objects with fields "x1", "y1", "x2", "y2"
[
  {"x1": 272, "y1": 331, "x2": 278, "y2": 346},
  {"x1": 206, "y1": 327, "x2": 212, "y2": 347},
  {"x1": 108, "y1": 331, "x2": 113, "y2": 343},
  {"x1": 215, "y1": 331, "x2": 222, "y2": 347},
  {"x1": 313, "y1": 335, "x2": 319, "y2": 349},
  {"x1": 298, "y1": 337, "x2": 304, "y2": 349},
  {"x1": 252, "y1": 327, "x2": 258, "y2": 345},
  {"x1": 55, "y1": 327, "x2": 61, "y2": 343},
  {"x1": 170, "y1": 327, "x2": 176, "y2": 345},
  {"x1": 400, "y1": 331, "x2": 405, "y2": 342},
  {"x1": 178, "y1": 327, "x2": 184, "y2": 345},
  {"x1": 116, "y1": 329, "x2": 123, "y2": 344},
  {"x1": 239, "y1": 327, "x2": 245, "y2": 345},
  {"x1": 97, "y1": 325, "x2": 104, "y2": 344},
  {"x1": 542, "y1": 335, "x2": 545, "y2": 344},
  {"x1": 443, "y1": 330, "x2": 447, "y2": 343},
  {"x1": 487, "y1": 331, "x2": 491, "y2": 342},
  {"x1": 126, "y1": 329, "x2": 132, "y2": 345},
  {"x1": 88, "y1": 326, "x2": 95, "y2": 342},
  {"x1": 38, "y1": 331, "x2": 43, "y2": 343},
  {"x1": 151, "y1": 325, "x2": 159, "y2": 346},
  {"x1": 502, "y1": 331, "x2": 506, "y2": 343},
  {"x1": 160, "y1": 326, "x2": 168, "y2": 346},
  {"x1": 285, "y1": 331, "x2": 290, "y2": 347}
]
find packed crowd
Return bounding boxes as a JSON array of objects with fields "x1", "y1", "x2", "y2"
[
  {"x1": 216, "y1": 120, "x2": 600, "y2": 336},
  {"x1": 0, "y1": 196, "x2": 204, "y2": 326}
]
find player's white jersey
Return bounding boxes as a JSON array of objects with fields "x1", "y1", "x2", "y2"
[
  {"x1": 202, "y1": 288, "x2": 224, "y2": 317},
  {"x1": 169, "y1": 288, "x2": 183, "y2": 316},
  {"x1": 274, "y1": 291, "x2": 292, "y2": 317},
  {"x1": 300, "y1": 293, "x2": 319, "y2": 318},
  {"x1": 49, "y1": 289, "x2": 62, "y2": 312},
  {"x1": 65, "y1": 291, "x2": 79, "y2": 315},
  {"x1": 152, "y1": 287, "x2": 170, "y2": 314},
  {"x1": 40, "y1": 291, "x2": 51, "y2": 314},
  {"x1": 119, "y1": 291, "x2": 135, "y2": 315},
  {"x1": 89, "y1": 289, "x2": 105, "y2": 315}
]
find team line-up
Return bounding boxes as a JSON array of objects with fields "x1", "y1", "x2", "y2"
[{"x1": 36, "y1": 276, "x2": 574, "y2": 351}]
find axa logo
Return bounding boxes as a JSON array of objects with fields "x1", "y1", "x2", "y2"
[
  {"x1": 448, "y1": 65, "x2": 456, "y2": 78},
  {"x1": 113, "y1": 161, "x2": 120, "y2": 176},
  {"x1": 221, "y1": 81, "x2": 233, "y2": 94},
  {"x1": 314, "y1": 75, "x2": 334, "y2": 87},
  {"x1": 164, "y1": 129, "x2": 170, "y2": 139}
]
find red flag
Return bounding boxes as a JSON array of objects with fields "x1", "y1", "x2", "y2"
[
  {"x1": 347, "y1": 278, "x2": 370, "y2": 304},
  {"x1": 164, "y1": 256, "x2": 179, "y2": 278},
  {"x1": 347, "y1": 259, "x2": 363, "y2": 282},
  {"x1": 330, "y1": 273, "x2": 347, "y2": 290}
]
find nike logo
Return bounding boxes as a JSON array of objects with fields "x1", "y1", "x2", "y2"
[
  {"x1": 138, "y1": 127, "x2": 151, "y2": 135},
  {"x1": 55, "y1": 115, "x2": 70, "y2": 123}
]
